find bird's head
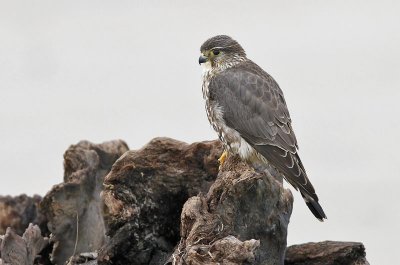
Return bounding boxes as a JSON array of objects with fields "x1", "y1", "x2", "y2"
[{"x1": 199, "y1": 35, "x2": 246, "y2": 70}]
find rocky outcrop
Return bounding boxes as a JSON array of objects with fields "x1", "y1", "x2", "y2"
[
  {"x1": 40, "y1": 140, "x2": 129, "y2": 265},
  {"x1": 0, "y1": 137, "x2": 369, "y2": 265},
  {"x1": 0, "y1": 195, "x2": 47, "y2": 237},
  {"x1": 169, "y1": 155, "x2": 293, "y2": 265},
  {"x1": 285, "y1": 241, "x2": 369, "y2": 265},
  {"x1": 98, "y1": 137, "x2": 223, "y2": 265}
]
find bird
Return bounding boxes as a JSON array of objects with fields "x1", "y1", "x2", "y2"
[{"x1": 199, "y1": 35, "x2": 327, "y2": 221}]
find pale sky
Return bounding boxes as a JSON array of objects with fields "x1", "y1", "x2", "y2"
[{"x1": 1, "y1": 1, "x2": 399, "y2": 264}]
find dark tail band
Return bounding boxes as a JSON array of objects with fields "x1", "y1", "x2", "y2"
[{"x1": 302, "y1": 193, "x2": 327, "y2": 221}]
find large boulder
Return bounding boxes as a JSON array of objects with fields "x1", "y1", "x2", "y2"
[{"x1": 98, "y1": 137, "x2": 223, "y2": 265}]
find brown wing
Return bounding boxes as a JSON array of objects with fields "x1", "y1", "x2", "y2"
[{"x1": 209, "y1": 61, "x2": 326, "y2": 220}]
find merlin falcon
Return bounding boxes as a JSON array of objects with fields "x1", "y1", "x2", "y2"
[{"x1": 199, "y1": 35, "x2": 327, "y2": 221}]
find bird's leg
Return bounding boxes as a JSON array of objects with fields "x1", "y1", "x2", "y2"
[{"x1": 218, "y1": 150, "x2": 228, "y2": 169}]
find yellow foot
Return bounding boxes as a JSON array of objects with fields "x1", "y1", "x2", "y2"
[{"x1": 218, "y1": 150, "x2": 228, "y2": 169}]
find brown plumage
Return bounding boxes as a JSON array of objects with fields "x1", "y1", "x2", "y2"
[{"x1": 199, "y1": 35, "x2": 326, "y2": 221}]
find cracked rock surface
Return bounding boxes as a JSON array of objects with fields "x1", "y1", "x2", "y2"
[
  {"x1": 284, "y1": 241, "x2": 369, "y2": 265},
  {"x1": 0, "y1": 137, "x2": 369, "y2": 265},
  {"x1": 0, "y1": 195, "x2": 48, "y2": 237},
  {"x1": 0, "y1": 224, "x2": 48, "y2": 265},
  {"x1": 170, "y1": 155, "x2": 293, "y2": 265},
  {"x1": 98, "y1": 137, "x2": 223, "y2": 265},
  {"x1": 40, "y1": 140, "x2": 129, "y2": 265}
]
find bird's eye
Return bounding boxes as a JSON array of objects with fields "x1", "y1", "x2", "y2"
[{"x1": 213, "y1": 50, "x2": 220, "y2": 55}]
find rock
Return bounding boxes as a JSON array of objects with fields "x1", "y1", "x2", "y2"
[
  {"x1": 66, "y1": 252, "x2": 98, "y2": 265},
  {"x1": 0, "y1": 224, "x2": 48, "y2": 265},
  {"x1": 0, "y1": 137, "x2": 370, "y2": 264},
  {"x1": 170, "y1": 155, "x2": 293, "y2": 265},
  {"x1": 285, "y1": 241, "x2": 369, "y2": 265},
  {"x1": 40, "y1": 140, "x2": 129, "y2": 265},
  {"x1": 0, "y1": 195, "x2": 48, "y2": 236},
  {"x1": 98, "y1": 137, "x2": 223, "y2": 265}
]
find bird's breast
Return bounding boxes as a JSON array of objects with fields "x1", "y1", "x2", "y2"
[{"x1": 201, "y1": 73, "x2": 257, "y2": 161}]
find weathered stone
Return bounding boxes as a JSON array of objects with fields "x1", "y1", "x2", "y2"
[
  {"x1": 285, "y1": 241, "x2": 369, "y2": 265},
  {"x1": 66, "y1": 252, "x2": 98, "y2": 265},
  {"x1": 0, "y1": 224, "x2": 48, "y2": 265},
  {"x1": 0, "y1": 137, "x2": 370, "y2": 265},
  {"x1": 170, "y1": 155, "x2": 293, "y2": 265},
  {"x1": 40, "y1": 140, "x2": 129, "y2": 265},
  {"x1": 98, "y1": 137, "x2": 223, "y2": 265},
  {"x1": 0, "y1": 195, "x2": 47, "y2": 236}
]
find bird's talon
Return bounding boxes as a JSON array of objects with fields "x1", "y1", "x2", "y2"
[{"x1": 218, "y1": 151, "x2": 228, "y2": 169}]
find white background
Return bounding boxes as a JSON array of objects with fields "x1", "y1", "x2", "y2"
[{"x1": 1, "y1": 1, "x2": 399, "y2": 264}]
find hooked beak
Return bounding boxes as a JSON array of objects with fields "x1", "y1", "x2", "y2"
[{"x1": 199, "y1": 55, "x2": 208, "y2": 65}]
